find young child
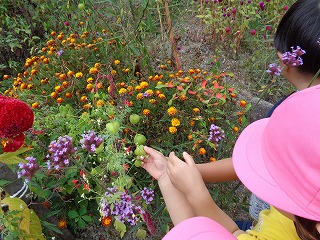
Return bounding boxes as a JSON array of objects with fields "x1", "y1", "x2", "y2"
[
  {"x1": 195, "y1": 0, "x2": 320, "y2": 222},
  {"x1": 142, "y1": 84, "x2": 320, "y2": 239}
]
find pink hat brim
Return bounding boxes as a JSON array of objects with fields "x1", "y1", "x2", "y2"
[
  {"x1": 232, "y1": 118, "x2": 315, "y2": 219},
  {"x1": 162, "y1": 217, "x2": 236, "y2": 240}
]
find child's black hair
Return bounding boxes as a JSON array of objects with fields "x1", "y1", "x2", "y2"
[{"x1": 274, "y1": 0, "x2": 320, "y2": 75}]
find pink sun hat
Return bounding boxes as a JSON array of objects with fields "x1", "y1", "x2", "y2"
[
  {"x1": 162, "y1": 217, "x2": 236, "y2": 240},
  {"x1": 233, "y1": 85, "x2": 320, "y2": 221}
]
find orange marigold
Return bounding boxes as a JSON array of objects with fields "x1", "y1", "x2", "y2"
[
  {"x1": 167, "y1": 107, "x2": 177, "y2": 116},
  {"x1": 57, "y1": 219, "x2": 67, "y2": 229},
  {"x1": 101, "y1": 216, "x2": 112, "y2": 227},
  {"x1": 198, "y1": 148, "x2": 206, "y2": 155},
  {"x1": 142, "y1": 109, "x2": 150, "y2": 116},
  {"x1": 171, "y1": 118, "x2": 180, "y2": 127}
]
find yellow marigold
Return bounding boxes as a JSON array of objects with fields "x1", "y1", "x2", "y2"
[
  {"x1": 187, "y1": 134, "x2": 193, "y2": 140},
  {"x1": 156, "y1": 81, "x2": 163, "y2": 85},
  {"x1": 96, "y1": 100, "x2": 104, "y2": 107},
  {"x1": 169, "y1": 126, "x2": 177, "y2": 134},
  {"x1": 56, "y1": 97, "x2": 64, "y2": 103},
  {"x1": 119, "y1": 88, "x2": 127, "y2": 94},
  {"x1": 127, "y1": 86, "x2": 133, "y2": 91},
  {"x1": 67, "y1": 70, "x2": 74, "y2": 77},
  {"x1": 62, "y1": 81, "x2": 69, "y2": 87},
  {"x1": 57, "y1": 219, "x2": 67, "y2": 229},
  {"x1": 3, "y1": 75, "x2": 10, "y2": 80},
  {"x1": 140, "y1": 81, "x2": 148, "y2": 89},
  {"x1": 167, "y1": 107, "x2": 177, "y2": 116},
  {"x1": 122, "y1": 68, "x2": 130, "y2": 73},
  {"x1": 20, "y1": 83, "x2": 28, "y2": 90},
  {"x1": 145, "y1": 89, "x2": 153, "y2": 95},
  {"x1": 55, "y1": 86, "x2": 63, "y2": 93},
  {"x1": 193, "y1": 108, "x2": 200, "y2": 113},
  {"x1": 51, "y1": 92, "x2": 57, "y2": 98},
  {"x1": 27, "y1": 84, "x2": 33, "y2": 89},
  {"x1": 210, "y1": 157, "x2": 217, "y2": 162},
  {"x1": 89, "y1": 67, "x2": 98, "y2": 74},
  {"x1": 87, "y1": 77, "x2": 94, "y2": 83},
  {"x1": 233, "y1": 126, "x2": 239, "y2": 132},
  {"x1": 171, "y1": 118, "x2": 180, "y2": 127},
  {"x1": 65, "y1": 92, "x2": 72, "y2": 98},
  {"x1": 169, "y1": 73, "x2": 175, "y2": 78},
  {"x1": 158, "y1": 93, "x2": 166, "y2": 99},
  {"x1": 59, "y1": 73, "x2": 67, "y2": 80},
  {"x1": 153, "y1": 75, "x2": 161, "y2": 81},
  {"x1": 198, "y1": 148, "x2": 206, "y2": 155},
  {"x1": 195, "y1": 69, "x2": 201, "y2": 74},
  {"x1": 136, "y1": 93, "x2": 144, "y2": 100},
  {"x1": 31, "y1": 69, "x2": 38, "y2": 75},
  {"x1": 188, "y1": 69, "x2": 195, "y2": 74},
  {"x1": 160, "y1": 64, "x2": 166, "y2": 69},
  {"x1": 86, "y1": 84, "x2": 94, "y2": 91},
  {"x1": 114, "y1": 60, "x2": 120, "y2": 65},
  {"x1": 208, "y1": 117, "x2": 215, "y2": 122},
  {"x1": 94, "y1": 63, "x2": 101, "y2": 68},
  {"x1": 80, "y1": 96, "x2": 88, "y2": 102},
  {"x1": 189, "y1": 120, "x2": 195, "y2": 126},
  {"x1": 148, "y1": 76, "x2": 153, "y2": 81},
  {"x1": 135, "y1": 85, "x2": 142, "y2": 91},
  {"x1": 75, "y1": 72, "x2": 83, "y2": 78},
  {"x1": 149, "y1": 99, "x2": 157, "y2": 104},
  {"x1": 111, "y1": 70, "x2": 117, "y2": 75},
  {"x1": 142, "y1": 109, "x2": 150, "y2": 116}
]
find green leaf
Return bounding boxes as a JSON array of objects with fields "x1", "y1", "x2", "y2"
[
  {"x1": 79, "y1": 207, "x2": 87, "y2": 216},
  {"x1": 41, "y1": 221, "x2": 63, "y2": 234},
  {"x1": 114, "y1": 220, "x2": 126, "y2": 238},
  {"x1": 2, "y1": 197, "x2": 31, "y2": 234},
  {"x1": 0, "y1": 147, "x2": 31, "y2": 164},
  {"x1": 29, "y1": 209, "x2": 45, "y2": 240},
  {"x1": 81, "y1": 215, "x2": 92, "y2": 223},
  {"x1": 0, "y1": 179, "x2": 11, "y2": 187},
  {"x1": 77, "y1": 218, "x2": 86, "y2": 228},
  {"x1": 136, "y1": 228, "x2": 147, "y2": 239},
  {"x1": 67, "y1": 210, "x2": 79, "y2": 219}
]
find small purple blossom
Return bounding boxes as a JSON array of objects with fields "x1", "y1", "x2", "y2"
[
  {"x1": 282, "y1": 46, "x2": 306, "y2": 67},
  {"x1": 57, "y1": 50, "x2": 64, "y2": 56},
  {"x1": 266, "y1": 63, "x2": 281, "y2": 76},
  {"x1": 259, "y1": 1, "x2": 265, "y2": 11},
  {"x1": 140, "y1": 187, "x2": 154, "y2": 205},
  {"x1": 80, "y1": 130, "x2": 104, "y2": 153},
  {"x1": 208, "y1": 124, "x2": 225, "y2": 146},
  {"x1": 46, "y1": 135, "x2": 77, "y2": 170},
  {"x1": 17, "y1": 156, "x2": 39, "y2": 182}
]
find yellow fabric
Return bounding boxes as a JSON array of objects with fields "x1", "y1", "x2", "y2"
[{"x1": 237, "y1": 206, "x2": 300, "y2": 240}]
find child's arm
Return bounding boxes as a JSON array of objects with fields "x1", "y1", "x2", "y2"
[
  {"x1": 196, "y1": 157, "x2": 239, "y2": 183},
  {"x1": 143, "y1": 146, "x2": 195, "y2": 225},
  {"x1": 167, "y1": 152, "x2": 240, "y2": 234}
]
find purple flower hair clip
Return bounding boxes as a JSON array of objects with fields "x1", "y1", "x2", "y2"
[{"x1": 281, "y1": 46, "x2": 306, "y2": 67}]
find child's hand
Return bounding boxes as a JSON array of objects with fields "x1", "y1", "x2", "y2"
[
  {"x1": 142, "y1": 146, "x2": 167, "y2": 181},
  {"x1": 167, "y1": 151, "x2": 206, "y2": 196}
]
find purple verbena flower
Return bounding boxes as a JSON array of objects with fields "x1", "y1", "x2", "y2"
[
  {"x1": 57, "y1": 50, "x2": 64, "y2": 56},
  {"x1": 46, "y1": 135, "x2": 77, "y2": 170},
  {"x1": 140, "y1": 187, "x2": 154, "y2": 205},
  {"x1": 208, "y1": 124, "x2": 225, "y2": 146},
  {"x1": 266, "y1": 63, "x2": 281, "y2": 76},
  {"x1": 80, "y1": 130, "x2": 104, "y2": 153},
  {"x1": 17, "y1": 156, "x2": 39, "y2": 182},
  {"x1": 281, "y1": 46, "x2": 306, "y2": 67}
]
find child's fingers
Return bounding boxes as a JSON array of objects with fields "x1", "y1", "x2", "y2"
[
  {"x1": 182, "y1": 152, "x2": 195, "y2": 165},
  {"x1": 144, "y1": 146, "x2": 162, "y2": 159}
]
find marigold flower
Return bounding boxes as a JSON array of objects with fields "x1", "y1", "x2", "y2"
[
  {"x1": 189, "y1": 120, "x2": 195, "y2": 126},
  {"x1": 140, "y1": 81, "x2": 148, "y2": 89},
  {"x1": 239, "y1": 100, "x2": 247, "y2": 107},
  {"x1": 0, "y1": 96, "x2": 34, "y2": 139},
  {"x1": 119, "y1": 88, "x2": 127, "y2": 94},
  {"x1": 86, "y1": 84, "x2": 94, "y2": 91},
  {"x1": 187, "y1": 134, "x2": 193, "y2": 140},
  {"x1": 149, "y1": 99, "x2": 157, "y2": 104},
  {"x1": 167, "y1": 107, "x2": 177, "y2": 116},
  {"x1": 111, "y1": 70, "x2": 117, "y2": 75},
  {"x1": 136, "y1": 93, "x2": 144, "y2": 100},
  {"x1": 171, "y1": 118, "x2": 180, "y2": 127},
  {"x1": 198, "y1": 148, "x2": 206, "y2": 155},
  {"x1": 67, "y1": 70, "x2": 74, "y2": 77},
  {"x1": 96, "y1": 100, "x2": 104, "y2": 107},
  {"x1": 80, "y1": 96, "x2": 88, "y2": 102},
  {"x1": 75, "y1": 72, "x2": 83, "y2": 78},
  {"x1": 158, "y1": 93, "x2": 166, "y2": 99},
  {"x1": 51, "y1": 92, "x2": 57, "y2": 98},
  {"x1": 102, "y1": 216, "x2": 113, "y2": 227},
  {"x1": 89, "y1": 67, "x2": 98, "y2": 74},
  {"x1": 3, "y1": 75, "x2": 10, "y2": 80},
  {"x1": 59, "y1": 73, "x2": 67, "y2": 80},
  {"x1": 56, "y1": 97, "x2": 64, "y2": 103},
  {"x1": 145, "y1": 89, "x2": 154, "y2": 95},
  {"x1": 193, "y1": 108, "x2": 200, "y2": 113},
  {"x1": 143, "y1": 109, "x2": 150, "y2": 116},
  {"x1": 233, "y1": 126, "x2": 239, "y2": 132},
  {"x1": 58, "y1": 219, "x2": 67, "y2": 229},
  {"x1": 210, "y1": 157, "x2": 217, "y2": 162},
  {"x1": 169, "y1": 126, "x2": 177, "y2": 134},
  {"x1": 135, "y1": 85, "x2": 142, "y2": 91},
  {"x1": 114, "y1": 60, "x2": 120, "y2": 65},
  {"x1": 32, "y1": 102, "x2": 40, "y2": 109},
  {"x1": 65, "y1": 92, "x2": 72, "y2": 98},
  {"x1": 55, "y1": 86, "x2": 63, "y2": 93}
]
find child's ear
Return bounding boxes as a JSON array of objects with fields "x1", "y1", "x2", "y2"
[
  {"x1": 277, "y1": 51, "x2": 284, "y2": 65},
  {"x1": 316, "y1": 222, "x2": 320, "y2": 234}
]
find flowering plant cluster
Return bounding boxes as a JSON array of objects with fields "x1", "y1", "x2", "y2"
[
  {"x1": 1, "y1": 2, "x2": 252, "y2": 239},
  {"x1": 197, "y1": 0, "x2": 292, "y2": 53}
]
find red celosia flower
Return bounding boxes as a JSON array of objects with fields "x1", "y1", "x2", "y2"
[
  {"x1": 0, "y1": 95, "x2": 34, "y2": 138},
  {"x1": 2, "y1": 133, "x2": 25, "y2": 152}
]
